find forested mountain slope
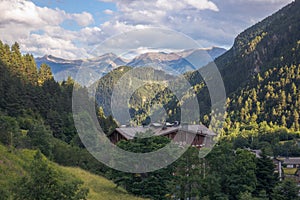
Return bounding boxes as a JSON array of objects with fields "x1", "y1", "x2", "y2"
[
  {"x1": 94, "y1": 1, "x2": 300, "y2": 127},
  {"x1": 212, "y1": 0, "x2": 300, "y2": 94},
  {"x1": 225, "y1": 64, "x2": 300, "y2": 130}
]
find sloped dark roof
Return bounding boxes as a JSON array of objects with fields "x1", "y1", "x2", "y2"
[
  {"x1": 115, "y1": 124, "x2": 216, "y2": 140},
  {"x1": 278, "y1": 157, "x2": 300, "y2": 165}
]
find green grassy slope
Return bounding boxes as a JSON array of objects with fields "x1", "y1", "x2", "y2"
[
  {"x1": 0, "y1": 145, "x2": 35, "y2": 196},
  {"x1": 62, "y1": 167, "x2": 148, "y2": 200},
  {"x1": 0, "y1": 144, "x2": 147, "y2": 200}
]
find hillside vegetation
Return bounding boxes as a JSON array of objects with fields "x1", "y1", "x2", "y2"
[
  {"x1": 211, "y1": 0, "x2": 300, "y2": 94},
  {"x1": 0, "y1": 144, "x2": 146, "y2": 200},
  {"x1": 63, "y1": 167, "x2": 148, "y2": 200}
]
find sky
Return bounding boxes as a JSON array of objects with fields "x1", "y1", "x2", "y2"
[{"x1": 0, "y1": 0, "x2": 294, "y2": 59}]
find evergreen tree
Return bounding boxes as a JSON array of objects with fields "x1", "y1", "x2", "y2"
[
  {"x1": 272, "y1": 179, "x2": 300, "y2": 200},
  {"x1": 293, "y1": 110, "x2": 299, "y2": 130},
  {"x1": 170, "y1": 147, "x2": 203, "y2": 200},
  {"x1": 27, "y1": 122, "x2": 53, "y2": 157},
  {"x1": 110, "y1": 136, "x2": 173, "y2": 200},
  {"x1": 226, "y1": 149, "x2": 257, "y2": 199},
  {"x1": 0, "y1": 115, "x2": 20, "y2": 147},
  {"x1": 38, "y1": 63, "x2": 54, "y2": 85},
  {"x1": 255, "y1": 152, "x2": 278, "y2": 198}
]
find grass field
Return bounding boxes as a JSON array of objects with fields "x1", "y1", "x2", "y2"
[
  {"x1": 0, "y1": 144, "x2": 147, "y2": 200},
  {"x1": 62, "y1": 166, "x2": 148, "y2": 200}
]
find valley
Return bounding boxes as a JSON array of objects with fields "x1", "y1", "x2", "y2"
[{"x1": 0, "y1": 0, "x2": 300, "y2": 199}]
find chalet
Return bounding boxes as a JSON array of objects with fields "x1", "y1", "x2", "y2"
[
  {"x1": 247, "y1": 150, "x2": 300, "y2": 185},
  {"x1": 108, "y1": 123, "x2": 216, "y2": 149},
  {"x1": 269, "y1": 157, "x2": 300, "y2": 184},
  {"x1": 281, "y1": 157, "x2": 300, "y2": 169},
  {"x1": 275, "y1": 157, "x2": 300, "y2": 181}
]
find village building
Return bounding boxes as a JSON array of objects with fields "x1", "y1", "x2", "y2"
[
  {"x1": 274, "y1": 157, "x2": 300, "y2": 184},
  {"x1": 247, "y1": 150, "x2": 295, "y2": 182},
  {"x1": 108, "y1": 123, "x2": 216, "y2": 149},
  {"x1": 247, "y1": 151, "x2": 300, "y2": 183}
]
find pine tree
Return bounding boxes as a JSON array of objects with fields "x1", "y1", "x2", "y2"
[
  {"x1": 281, "y1": 115, "x2": 287, "y2": 127},
  {"x1": 272, "y1": 179, "x2": 300, "y2": 200},
  {"x1": 255, "y1": 152, "x2": 278, "y2": 198},
  {"x1": 38, "y1": 64, "x2": 54, "y2": 85},
  {"x1": 293, "y1": 110, "x2": 299, "y2": 130}
]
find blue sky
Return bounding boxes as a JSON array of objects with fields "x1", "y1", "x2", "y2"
[
  {"x1": 32, "y1": 0, "x2": 116, "y2": 29},
  {"x1": 0, "y1": 0, "x2": 293, "y2": 59}
]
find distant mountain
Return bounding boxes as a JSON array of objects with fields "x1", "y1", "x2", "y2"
[
  {"x1": 35, "y1": 53, "x2": 127, "y2": 82},
  {"x1": 35, "y1": 55, "x2": 83, "y2": 73},
  {"x1": 127, "y1": 52, "x2": 191, "y2": 73},
  {"x1": 127, "y1": 47, "x2": 226, "y2": 74},
  {"x1": 35, "y1": 47, "x2": 226, "y2": 82},
  {"x1": 87, "y1": 53, "x2": 128, "y2": 69},
  {"x1": 95, "y1": 0, "x2": 300, "y2": 125},
  {"x1": 176, "y1": 47, "x2": 227, "y2": 60},
  {"x1": 94, "y1": 66, "x2": 179, "y2": 120}
]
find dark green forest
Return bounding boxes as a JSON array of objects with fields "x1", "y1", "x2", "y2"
[{"x1": 0, "y1": 40, "x2": 118, "y2": 199}]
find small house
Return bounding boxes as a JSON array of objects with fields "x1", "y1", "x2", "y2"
[{"x1": 108, "y1": 123, "x2": 216, "y2": 149}]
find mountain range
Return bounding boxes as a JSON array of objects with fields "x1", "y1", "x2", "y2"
[
  {"x1": 95, "y1": 0, "x2": 300, "y2": 123},
  {"x1": 34, "y1": 0, "x2": 300, "y2": 130},
  {"x1": 35, "y1": 47, "x2": 226, "y2": 82}
]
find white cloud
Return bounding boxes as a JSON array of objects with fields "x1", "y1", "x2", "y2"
[
  {"x1": 86, "y1": 0, "x2": 292, "y2": 53},
  {"x1": 0, "y1": 0, "x2": 63, "y2": 28},
  {"x1": 87, "y1": 27, "x2": 206, "y2": 59},
  {"x1": 101, "y1": 0, "x2": 219, "y2": 11},
  {"x1": 70, "y1": 12, "x2": 94, "y2": 27},
  {"x1": 230, "y1": 0, "x2": 291, "y2": 3},
  {"x1": 114, "y1": 0, "x2": 219, "y2": 24},
  {"x1": 77, "y1": 27, "x2": 104, "y2": 46},
  {"x1": 0, "y1": 0, "x2": 95, "y2": 59},
  {"x1": 0, "y1": 0, "x2": 294, "y2": 60},
  {"x1": 97, "y1": 0, "x2": 293, "y2": 50},
  {"x1": 184, "y1": 0, "x2": 219, "y2": 11},
  {"x1": 103, "y1": 9, "x2": 114, "y2": 15},
  {"x1": 0, "y1": 0, "x2": 94, "y2": 28},
  {"x1": 18, "y1": 25, "x2": 91, "y2": 59}
]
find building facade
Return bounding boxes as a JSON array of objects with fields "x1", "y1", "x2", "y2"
[{"x1": 108, "y1": 123, "x2": 216, "y2": 149}]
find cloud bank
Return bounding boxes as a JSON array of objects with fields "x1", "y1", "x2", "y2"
[{"x1": 0, "y1": 0, "x2": 293, "y2": 59}]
